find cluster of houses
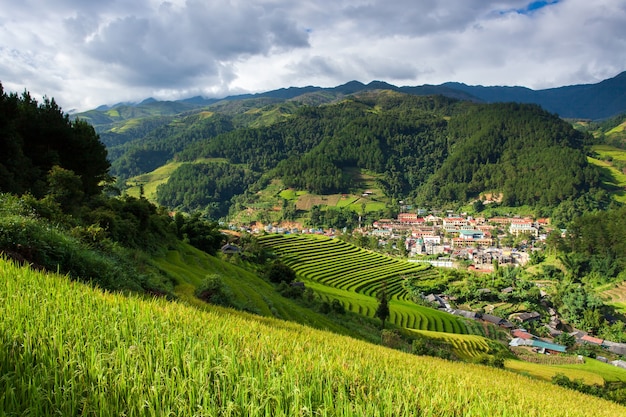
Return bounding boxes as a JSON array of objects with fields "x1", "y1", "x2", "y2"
[
  {"x1": 509, "y1": 329, "x2": 626, "y2": 368},
  {"x1": 424, "y1": 292, "x2": 626, "y2": 364},
  {"x1": 231, "y1": 211, "x2": 552, "y2": 271},
  {"x1": 370, "y1": 212, "x2": 550, "y2": 269}
]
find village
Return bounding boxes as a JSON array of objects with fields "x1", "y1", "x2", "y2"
[
  {"x1": 234, "y1": 210, "x2": 553, "y2": 271},
  {"x1": 228, "y1": 210, "x2": 626, "y2": 368}
]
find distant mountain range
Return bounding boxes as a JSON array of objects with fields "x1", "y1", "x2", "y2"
[{"x1": 83, "y1": 71, "x2": 626, "y2": 122}]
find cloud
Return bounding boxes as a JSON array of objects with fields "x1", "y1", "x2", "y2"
[
  {"x1": 68, "y1": 1, "x2": 310, "y2": 88},
  {"x1": 0, "y1": 0, "x2": 624, "y2": 110}
]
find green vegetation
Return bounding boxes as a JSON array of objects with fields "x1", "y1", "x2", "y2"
[
  {"x1": 418, "y1": 103, "x2": 598, "y2": 207},
  {"x1": 156, "y1": 162, "x2": 260, "y2": 218},
  {"x1": 257, "y1": 234, "x2": 483, "y2": 337},
  {"x1": 587, "y1": 145, "x2": 626, "y2": 203},
  {"x1": 0, "y1": 85, "x2": 109, "y2": 198},
  {"x1": 80, "y1": 86, "x2": 624, "y2": 224},
  {"x1": 3, "y1": 258, "x2": 625, "y2": 416}
]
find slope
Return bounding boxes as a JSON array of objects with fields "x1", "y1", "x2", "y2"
[
  {"x1": 151, "y1": 242, "x2": 355, "y2": 337},
  {"x1": 444, "y1": 70, "x2": 626, "y2": 119},
  {"x1": 2, "y1": 258, "x2": 625, "y2": 416},
  {"x1": 257, "y1": 234, "x2": 484, "y2": 338}
]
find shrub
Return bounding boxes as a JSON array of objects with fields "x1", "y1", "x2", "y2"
[
  {"x1": 266, "y1": 261, "x2": 296, "y2": 284},
  {"x1": 278, "y1": 282, "x2": 305, "y2": 299},
  {"x1": 194, "y1": 274, "x2": 233, "y2": 307}
]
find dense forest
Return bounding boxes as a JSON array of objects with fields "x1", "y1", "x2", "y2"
[
  {"x1": 118, "y1": 91, "x2": 602, "y2": 218},
  {"x1": 0, "y1": 84, "x2": 110, "y2": 198},
  {"x1": 108, "y1": 113, "x2": 234, "y2": 179},
  {"x1": 156, "y1": 162, "x2": 260, "y2": 218},
  {"x1": 417, "y1": 103, "x2": 599, "y2": 206}
]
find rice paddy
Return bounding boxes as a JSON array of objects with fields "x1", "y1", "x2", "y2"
[{"x1": 2, "y1": 257, "x2": 624, "y2": 416}]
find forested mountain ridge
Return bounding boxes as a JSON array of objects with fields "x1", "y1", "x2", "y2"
[
  {"x1": 116, "y1": 90, "x2": 605, "y2": 219},
  {"x1": 444, "y1": 71, "x2": 626, "y2": 120}
]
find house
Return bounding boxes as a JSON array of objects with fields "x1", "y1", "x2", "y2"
[
  {"x1": 481, "y1": 314, "x2": 505, "y2": 325},
  {"x1": 443, "y1": 217, "x2": 468, "y2": 229},
  {"x1": 581, "y1": 335, "x2": 604, "y2": 346},
  {"x1": 459, "y1": 229, "x2": 485, "y2": 240},
  {"x1": 611, "y1": 360, "x2": 626, "y2": 370},
  {"x1": 480, "y1": 314, "x2": 514, "y2": 329},
  {"x1": 509, "y1": 221, "x2": 539, "y2": 237},
  {"x1": 603, "y1": 341, "x2": 626, "y2": 355},
  {"x1": 397, "y1": 213, "x2": 420, "y2": 224},
  {"x1": 424, "y1": 294, "x2": 449, "y2": 309},
  {"x1": 510, "y1": 338, "x2": 566, "y2": 353},
  {"x1": 530, "y1": 340, "x2": 567, "y2": 354},
  {"x1": 509, "y1": 337, "x2": 532, "y2": 347},
  {"x1": 450, "y1": 309, "x2": 478, "y2": 320},
  {"x1": 512, "y1": 329, "x2": 534, "y2": 340},
  {"x1": 424, "y1": 214, "x2": 442, "y2": 225},
  {"x1": 511, "y1": 312, "x2": 541, "y2": 323}
]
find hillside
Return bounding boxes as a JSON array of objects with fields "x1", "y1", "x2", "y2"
[
  {"x1": 3, "y1": 258, "x2": 625, "y2": 416},
  {"x1": 116, "y1": 91, "x2": 601, "y2": 221},
  {"x1": 444, "y1": 71, "x2": 626, "y2": 120}
]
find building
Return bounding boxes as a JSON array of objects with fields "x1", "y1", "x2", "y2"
[{"x1": 509, "y1": 221, "x2": 539, "y2": 237}]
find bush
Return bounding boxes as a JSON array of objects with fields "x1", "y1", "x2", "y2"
[
  {"x1": 194, "y1": 274, "x2": 233, "y2": 307},
  {"x1": 266, "y1": 261, "x2": 296, "y2": 284},
  {"x1": 277, "y1": 281, "x2": 305, "y2": 299},
  {"x1": 331, "y1": 299, "x2": 346, "y2": 314}
]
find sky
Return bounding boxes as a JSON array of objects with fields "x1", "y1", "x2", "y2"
[{"x1": 1, "y1": 0, "x2": 625, "y2": 112}]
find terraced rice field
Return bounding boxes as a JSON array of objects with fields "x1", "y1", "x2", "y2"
[
  {"x1": 409, "y1": 329, "x2": 492, "y2": 360},
  {"x1": 600, "y1": 281, "x2": 626, "y2": 313},
  {"x1": 259, "y1": 234, "x2": 435, "y2": 301},
  {"x1": 258, "y1": 234, "x2": 477, "y2": 336}
]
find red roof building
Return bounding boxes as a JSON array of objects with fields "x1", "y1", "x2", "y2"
[{"x1": 581, "y1": 335, "x2": 604, "y2": 345}]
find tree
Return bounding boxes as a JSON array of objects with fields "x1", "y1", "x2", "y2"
[
  {"x1": 267, "y1": 261, "x2": 296, "y2": 284},
  {"x1": 179, "y1": 212, "x2": 224, "y2": 255},
  {"x1": 554, "y1": 332, "x2": 576, "y2": 348},
  {"x1": 472, "y1": 199, "x2": 484, "y2": 213},
  {"x1": 375, "y1": 282, "x2": 390, "y2": 329},
  {"x1": 45, "y1": 165, "x2": 84, "y2": 213}
]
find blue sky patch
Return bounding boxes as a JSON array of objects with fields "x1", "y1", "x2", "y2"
[{"x1": 518, "y1": 0, "x2": 560, "y2": 15}]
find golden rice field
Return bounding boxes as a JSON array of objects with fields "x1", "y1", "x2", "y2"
[{"x1": 2, "y1": 258, "x2": 625, "y2": 416}]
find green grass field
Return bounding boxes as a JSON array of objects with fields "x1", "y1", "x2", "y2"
[
  {"x1": 2, "y1": 258, "x2": 625, "y2": 416},
  {"x1": 588, "y1": 145, "x2": 626, "y2": 203},
  {"x1": 152, "y1": 242, "x2": 352, "y2": 336},
  {"x1": 125, "y1": 158, "x2": 231, "y2": 201}
]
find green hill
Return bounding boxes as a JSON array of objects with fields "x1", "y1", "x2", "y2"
[
  {"x1": 3, "y1": 258, "x2": 625, "y2": 416},
  {"x1": 100, "y1": 90, "x2": 606, "y2": 222}
]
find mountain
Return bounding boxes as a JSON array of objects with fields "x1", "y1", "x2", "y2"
[
  {"x1": 444, "y1": 71, "x2": 626, "y2": 119},
  {"x1": 138, "y1": 92, "x2": 600, "y2": 219},
  {"x1": 77, "y1": 71, "x2": 626, "y2": 128}
]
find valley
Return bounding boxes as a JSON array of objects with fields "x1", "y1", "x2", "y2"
[{"x1": 3, "y1": 80, "x2": 626, "y2": 413}]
